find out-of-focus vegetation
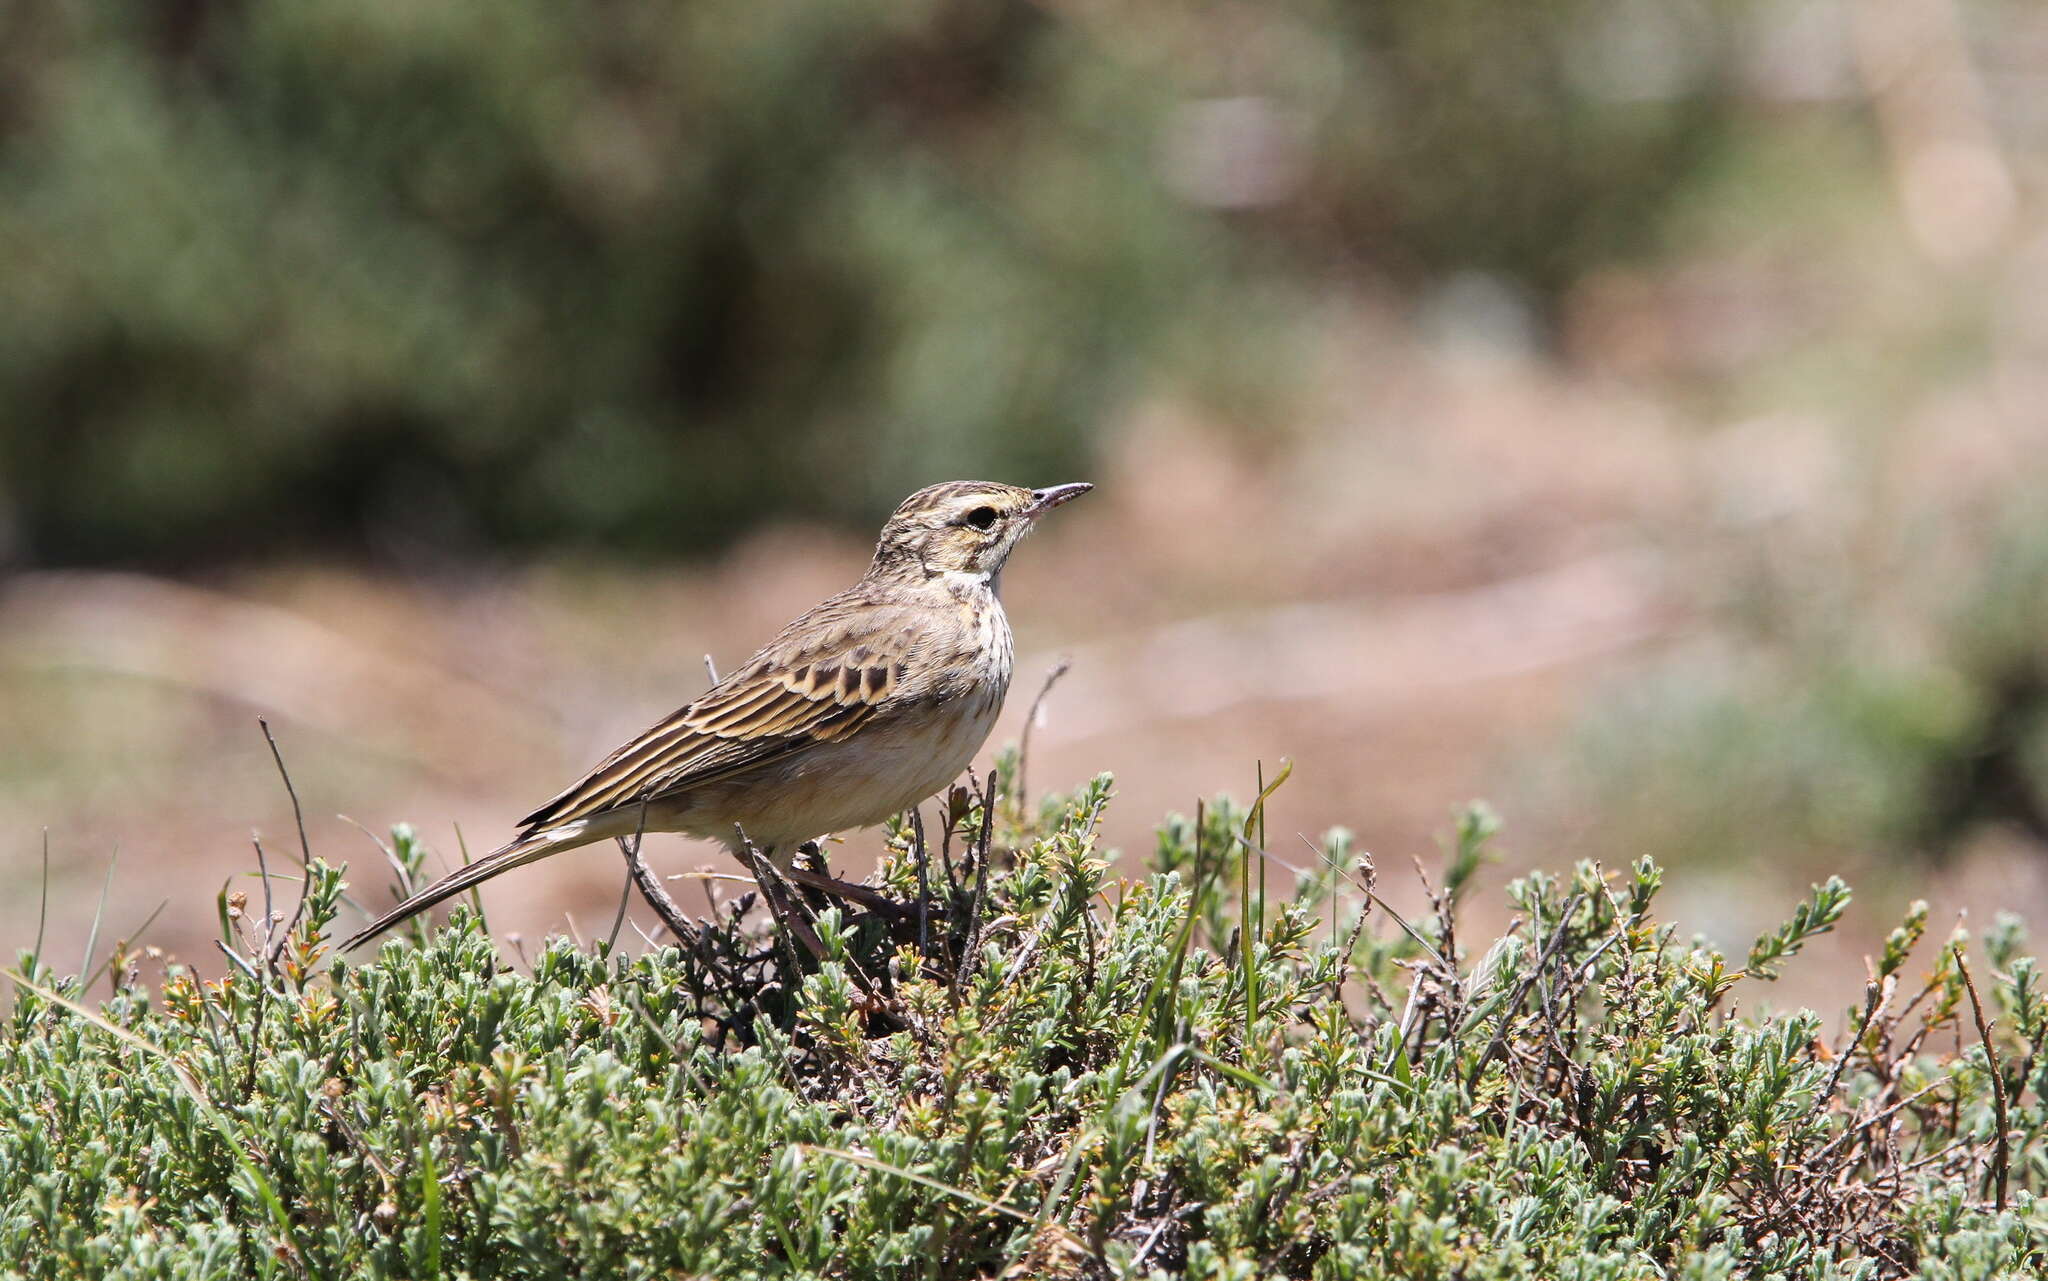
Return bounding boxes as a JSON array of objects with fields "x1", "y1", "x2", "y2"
[
  {"x1": 0, "y1": 0, "x2": 1746, "y2": 565},
  {"x1": 1557, "y1": 508, "x2": 2048, "y2": 883},
  {"x1": 5, "y1": 0, "x2": 2048, "y2": 979}
]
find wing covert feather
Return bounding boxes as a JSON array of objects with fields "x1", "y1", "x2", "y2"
[{"x1": 515, "y1": 594, "x2": 925, "y2": 832}]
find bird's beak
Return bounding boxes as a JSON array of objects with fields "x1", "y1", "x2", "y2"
[{"x1": 1026, "y1": 482, "x2": 1093, "y2": 516}]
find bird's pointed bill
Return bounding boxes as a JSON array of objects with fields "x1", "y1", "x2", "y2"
[{"x1": 1027, "y1": 482, "x2": 1093, "y2": 515}]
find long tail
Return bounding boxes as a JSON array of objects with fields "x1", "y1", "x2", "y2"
[{"x1": 340, "y1": 824, "x2": 602, "y2": 951}]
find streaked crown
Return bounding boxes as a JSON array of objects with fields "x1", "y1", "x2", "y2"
[{"x1": 868, "y1": 480, "x2": 1091, "y2": 582}]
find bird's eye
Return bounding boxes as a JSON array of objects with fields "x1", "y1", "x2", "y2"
[{"x1": 964, "y1": 506, "x2": 998, "y2": 531}]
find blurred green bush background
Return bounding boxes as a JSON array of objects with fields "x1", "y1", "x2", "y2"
[
  {"x1": 5, "y1": 0, "x2": 2048, "y2": 987},
  {"x1": 1, "y1": 0, "x2": 1744, "y2": 565}
]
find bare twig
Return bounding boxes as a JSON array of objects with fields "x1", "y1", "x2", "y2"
[
  {"x1": 1809, "y1": 1077, "x2": 1955, "y2": 1165},
  {"x1": 911, "y1": 807, "x2": 931, "y2": 959},
  {"x1": 939, "y1": 786, "x2": 963, "y2": 895},
  {"x1": 258, "y1": 719, "x2": 313, "y2": 870},
  {"x1": 251, "y1": 836, "x2": 277, "y2": 966},
  {"x1": 954, "y1": 772, "x2": 999, "y2": 1001},
  {"x1": 1467, "y1": 891, "x2": 1582, "y2": 1093},
  {"x1": 209, "y1": 930, "x2": 274, "y2": 1099},
  {"x1": 1954, "y1": 945, "x2": 2009, "y2": 1211},
  {"x1": 1131, "y1": 1203, "x2": 1202, "y2": 1271},
  {"x1": 331, "y1": 818, "x2": 402, "y2": 914},
  {"x1": 604, "y1": 875, "x2": 633, "y2": 956},
  {"x1": 1364, "y1": 889, "x2": 1451, "y2": 974},
  {"x1": 617, "y1": 801, "x2": 695, "y2": 946},
  {"x1": 256, "y1": 721, "x2": 320, "y2": 965},
  {"x1": 1000, "y1": 881, "x2": 1067, "y2": 989},
  {"x1": 1809, "y1": 978, "x2": 1891, "y2": 1127},
  {"x1": 1015, "y1": 658, "x2": 1070, "y2": 821}
]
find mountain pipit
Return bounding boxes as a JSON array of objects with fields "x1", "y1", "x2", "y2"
[{"x1": 343, "y1": 479, "x2": 1091, "y2": 950}]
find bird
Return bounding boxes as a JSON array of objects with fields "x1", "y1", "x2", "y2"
[{"x1": 341, "y1": 479, "x2": 1092, "y2": 950}]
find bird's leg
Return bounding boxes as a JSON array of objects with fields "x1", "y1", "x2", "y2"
[
  {"x1": 733, "y1": 830, "x2": 828, "y2": 967},
  {"x1": 788, "y1": 840, "x2": 833, "y2": 914},
  {"x1": 738, "y1": 837, "x2": 899, "y2": 1023},
  {"x1": 780, "y1": 866, "x2": 912, "y2": 920},
  {"x1": 781, "y1": 840, "x2": 912, "y2": 920}
]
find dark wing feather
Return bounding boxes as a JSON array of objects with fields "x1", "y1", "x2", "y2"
[{"x1": 515, "y1": 592, "x2": 919, "y2": 833}]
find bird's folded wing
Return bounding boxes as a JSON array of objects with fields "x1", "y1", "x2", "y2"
[{"x1": 515, "y1": 606, "x2": 917, "y2": 833}]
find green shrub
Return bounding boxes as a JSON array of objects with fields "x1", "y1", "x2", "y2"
[{"x1": 5, "y1": 775, "x2": 2044, "y2": 1278}]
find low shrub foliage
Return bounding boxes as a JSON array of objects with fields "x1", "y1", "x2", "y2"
[{"x1": 5, "y1": 768, "x2": 2048, "y2": 1278}]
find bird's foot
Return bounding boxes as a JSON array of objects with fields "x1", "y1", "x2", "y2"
[{"x1": 780, "y1": 865, "x2": 912, "y2": 920}]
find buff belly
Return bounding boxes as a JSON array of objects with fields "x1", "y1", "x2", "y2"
[{"x1": 644, "y1": 689, "x2": 1006, "y2": 855}]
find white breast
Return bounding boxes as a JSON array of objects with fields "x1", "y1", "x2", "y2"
[{"x1": 697, "y1": 592, "x2": 1013, "y2": 852}]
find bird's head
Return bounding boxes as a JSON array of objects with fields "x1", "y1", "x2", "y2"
[{"x1": 868, "y1": 480, "x2": 1092, "y2": 585}]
